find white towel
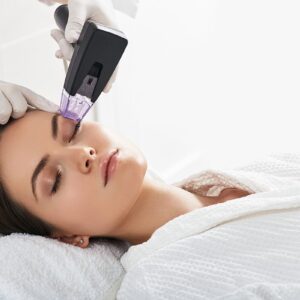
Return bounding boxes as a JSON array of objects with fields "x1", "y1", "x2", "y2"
[
  {"x1": 0, "y1": 166, "x2": 160, "y2": 300},
  {"x1": 0, "y1": 235, "x2": 129, "y2": 300},
  {"x1": 117, "y1": 153, "x2": 300, "y2": 299}
]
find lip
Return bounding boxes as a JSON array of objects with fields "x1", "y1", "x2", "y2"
[{"x1": 100, "y1": 149, "x2": 119, "y2": 187}]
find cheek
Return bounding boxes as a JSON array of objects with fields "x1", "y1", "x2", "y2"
[
  {"x1": 54, "y1": 176, "x2": 101, "y2": 232},
  {"x1": 66, "y1": 177, "x2": 99, "y2": 206}
]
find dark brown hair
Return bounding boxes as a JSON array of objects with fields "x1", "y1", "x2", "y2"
[{"x1": 0, "y1": 114, "x2": 58, "y2": 236}]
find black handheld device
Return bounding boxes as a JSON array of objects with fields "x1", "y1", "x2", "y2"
[{"x1": 54, "y1": 5, "x2": 128, "y2": 121}]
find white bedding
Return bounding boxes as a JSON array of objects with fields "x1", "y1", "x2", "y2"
[
  {"x1": 0, "y1": 168, "x2": 161, "y2": 300},
  {"x1": 117, "y1": 153, "x2": 300, "y2": 299},
  {"x1": 0, "y1": 235, "x2": 129, "y2": 300}
]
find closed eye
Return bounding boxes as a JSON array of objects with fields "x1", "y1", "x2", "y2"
[
  {"x1": 51, "y1": 121, "x2": 81, "y2": 195},
  {"x1": 68, "y1": 121, "x2": 81, "y2": 142},
  {"x1": 51, "y1": 168, "x2": 62, "y2": 195}
]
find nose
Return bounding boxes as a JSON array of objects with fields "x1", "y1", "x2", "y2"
[{"x1": 77, "y1": 146, "x2": 96, "y2": 173}]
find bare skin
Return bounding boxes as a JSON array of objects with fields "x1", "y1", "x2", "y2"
[
  {"x1": 0, "y1": 110, "x2": 250, "y2": 247},
  {"x1": 199, "y1": 188, "x2": 251, "y2": 206},
  {"x1": 53, "y1": 0, "x2": 68, "y2": 4}
]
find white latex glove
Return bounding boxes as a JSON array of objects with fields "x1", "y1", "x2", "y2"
[
  {"x1": 39, "y1": 0, "x2": 140, "y2": 18},
  {"x1": 50, "y1": 0, "x2": 120, "y2": 93},
  {"x1": 50, "y1": 28, "x2": 118, "y2": 93},
  {"x1": 0, "y1": 81, "x2": 59, "y2": 125}
]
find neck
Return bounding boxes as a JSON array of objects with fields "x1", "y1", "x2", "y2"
[{"x1": 110, "y1": 173, "x2": 204, "y2": 245}]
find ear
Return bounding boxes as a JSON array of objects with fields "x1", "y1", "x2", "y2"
[{"x1": 51, "y1": 234, "x2": 90, "y2": 248}]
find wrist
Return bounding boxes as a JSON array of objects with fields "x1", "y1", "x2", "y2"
[{"x1": 54, "y1": 0, "x2": 68, "y2": 4}]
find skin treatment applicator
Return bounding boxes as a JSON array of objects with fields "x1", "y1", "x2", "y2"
[{"x1": 54, "y1": 4, "x2": 128, "y2": 122}]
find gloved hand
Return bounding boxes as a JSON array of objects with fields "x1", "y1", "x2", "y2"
[
  {"x1": 0, "y1": 81, "x2": 59, "y2": 125},
  {"x1": 49, "y1": 0, "x2": 120, "y2": 93}
]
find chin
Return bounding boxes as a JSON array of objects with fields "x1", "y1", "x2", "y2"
[
  {"x1": 125, "y1": 147, "x2": 147, "y2": 190},
  {"x1": 122, "y1": 142, "x2": 148, "y2": 181},
  {"x1": 104, "y1": 149, "x2": 147, "y2": 234},
  {"x1": 121, "y1": 146, "x2": 147, "y2": 197}
]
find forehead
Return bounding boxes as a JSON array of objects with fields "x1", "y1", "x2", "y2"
[{"x1": 0, "y1": 110, "x2": 54, "y2": 203}]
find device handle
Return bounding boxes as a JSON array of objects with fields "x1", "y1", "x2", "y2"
[
  {"x1": 54, "y1": 4, "x2": 76, "y2": 48},
  {"x1": 54, "y1": 4, "x2": 69, "y2": 31}
]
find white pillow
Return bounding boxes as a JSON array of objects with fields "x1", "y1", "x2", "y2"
[
  {"x1": 0, "y1": 167, "x2": 162, "y2": 299},
  {"x1": 0, "y1": 233, "x2": 130, "y2": 300}
]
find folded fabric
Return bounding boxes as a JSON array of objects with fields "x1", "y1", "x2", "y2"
[{"x1": 117, "y1": 153, "x2": 300, "y2": 299}]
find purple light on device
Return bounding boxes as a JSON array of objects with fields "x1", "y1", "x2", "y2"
[{"x1": 59, "y1": 89, "x2": 92, "y2": 122}]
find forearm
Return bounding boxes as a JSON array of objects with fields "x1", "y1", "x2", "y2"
[{"x1": 53, "y1": 0, "x2": 68, "y2": 4}]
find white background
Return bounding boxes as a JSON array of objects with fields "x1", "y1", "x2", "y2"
[{"x1": 0, "y1": 0, "x2": 300, "y2": 182}]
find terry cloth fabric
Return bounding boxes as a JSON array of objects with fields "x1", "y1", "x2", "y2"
[
  {"x1": 0, "y1": 166, "x2": 162, "y2": 300},
  {"x1": 117, "y1": 153, "x2": 300, "y2": 299}
]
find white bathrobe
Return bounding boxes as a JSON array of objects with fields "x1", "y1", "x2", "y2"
[{"x1": 117, "y1": 153, "x2": 300, "y2": 300}]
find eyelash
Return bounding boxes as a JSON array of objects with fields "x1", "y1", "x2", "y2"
[
  {"x1": 51, "y1": 168, "x2": 62, "y2": 194},
  {"x1": 68, "y1": 121, "x2": 81, "y2": 143},
  {"x1": 51, "y1": 122, "x2": 81, "y2": 195}
]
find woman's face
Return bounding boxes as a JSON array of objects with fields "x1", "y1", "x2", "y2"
[{"x1": 0, "y1": 110, "x2": 147, "y2": 240}]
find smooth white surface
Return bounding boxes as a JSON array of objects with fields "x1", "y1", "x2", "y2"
[{"x1": 99, "y1": 0, "x2": 300, "y2": 176}]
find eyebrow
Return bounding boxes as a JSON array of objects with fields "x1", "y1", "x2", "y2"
[{"x1": 31, "y1": 114, "x2": 59, "y2": 201}]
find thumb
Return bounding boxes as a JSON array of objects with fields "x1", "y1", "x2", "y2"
[{"x1": 65, "y1": 0, "x2": 87, "y2": 43}]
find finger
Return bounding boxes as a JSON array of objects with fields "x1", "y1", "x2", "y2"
[
  {"x1": 20, "y1": 87, "x2": 59, "y2": 113},
  {"x1": 51, "y1": 29, "x2": 74, "y2": 61},
  {"x1": 51, "y1": 28, "x2": 64, "y2": 42},
  {"x1": 0, "y1": 91, "x2": 13, "y2": 125},
  {"x1": 55, "y1": 49, "x2": 63, "y2": 59},
  {"x1": 65, "y1": 0, "x2": 87, "y2": 43},
  {"x1": 2, "y1": 88, "x2": 28, "y2": 119}
]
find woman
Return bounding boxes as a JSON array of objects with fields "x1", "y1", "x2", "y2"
[{"x1": 0, "y1": 109, "x2": 250, "y2": 247}]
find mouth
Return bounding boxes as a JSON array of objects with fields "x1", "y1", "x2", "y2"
[{"x1": 102, "y1": 149, "x2": 119, "y2": 187}]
